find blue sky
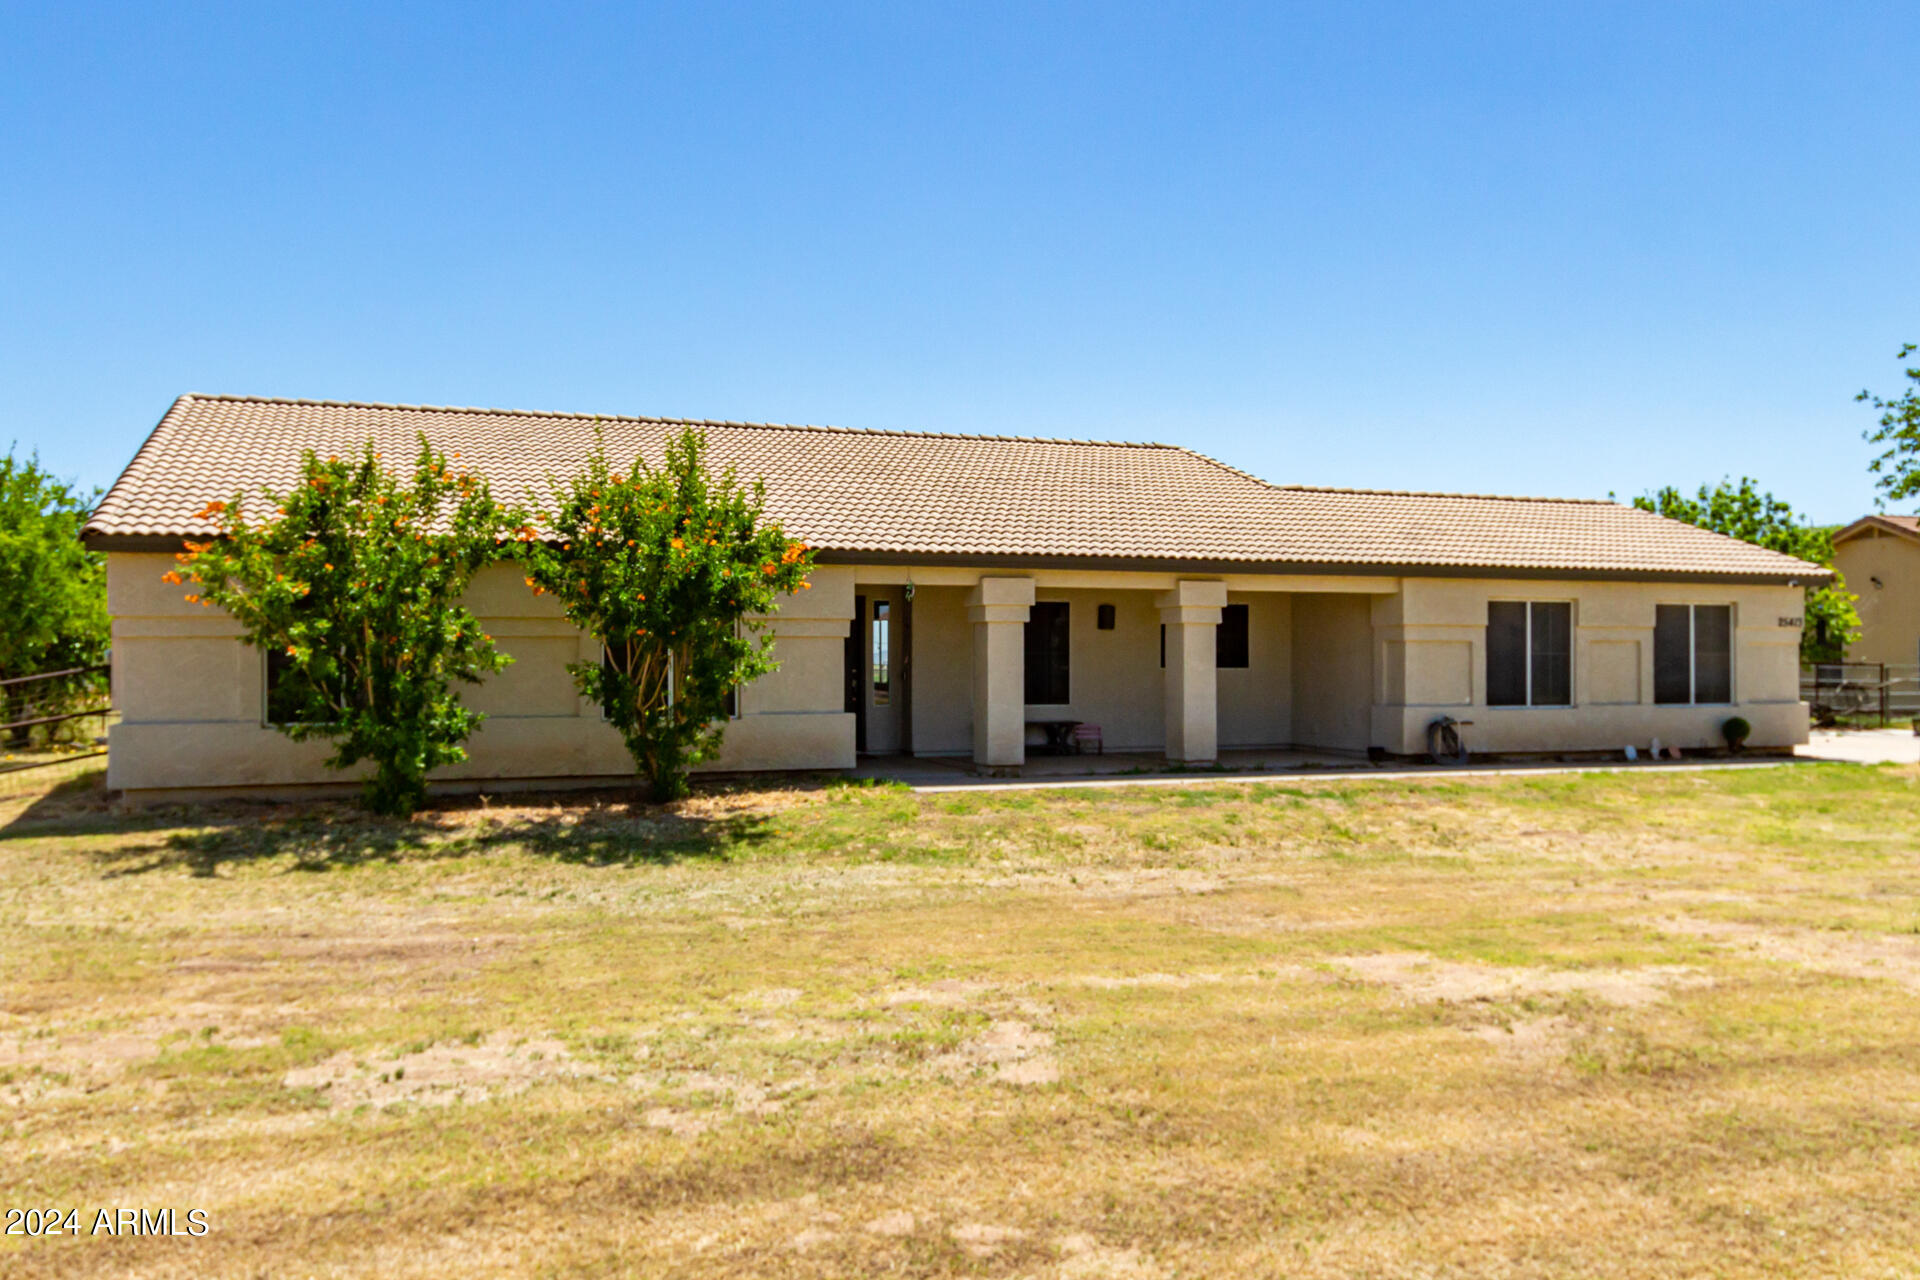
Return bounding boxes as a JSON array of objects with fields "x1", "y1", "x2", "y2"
[{"x1": 3, "y1": 2, "x2": 1915, "y2": 522}]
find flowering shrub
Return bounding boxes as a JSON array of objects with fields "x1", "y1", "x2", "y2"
[
  {"x1": 520, "y1": 428, "x2": 813, "y2": 801},
  {"x1": 173, "y1": 437, "x2": 516, "y2": 814}
]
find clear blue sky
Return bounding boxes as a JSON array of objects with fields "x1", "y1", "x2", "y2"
[{"x1": 3, "y1": 2, "x2": 1914, "y2": 522}]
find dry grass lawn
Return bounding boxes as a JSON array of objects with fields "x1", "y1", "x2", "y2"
[{"x1": 3, "y1": 762, "x2": 1920, "y2": 1277}]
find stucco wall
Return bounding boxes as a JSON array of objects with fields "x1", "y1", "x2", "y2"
[
  {"x1": 907, "y1": 586, "x2": 973, "y2": 755},
  {"x1": 1290, "y1": 593, "x2": 1375, "y2": 753},
  {"x1": 1369, "y1": 577, "x2": 1809, "y2": 754},
  {"x1": 1218, "y1": 591, "x2": 1292, "y2": 748},
  {"x1": 105, "y1": 553, "x2": 856, "y2": 797},
  {"x1": 1834, "y1": 530, "x2": 1920, "y2": 667},
  {"x1": 106, "y1": 551, "x2": 1814, "y2": 793}
]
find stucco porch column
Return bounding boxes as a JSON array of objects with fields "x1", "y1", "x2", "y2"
[
  {"x1": 967, "y1": 577, "x2": 1035, "y2": 770},
  {"x1": 1158, "y1": 580, "x2": 1226, "y2": 763}
]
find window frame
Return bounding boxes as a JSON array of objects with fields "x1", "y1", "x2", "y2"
[
  {"x1": 599, "y1": 639, "x2": 741, "y2": 723},
  {"x1": 262, "y1": 645, "x2": 339, "y2": 728},
  {"x1": 1485, "y1": 599, "x2": 1574, "y2": 709},
  {"x1": 1024, "y1": 600, "x2": 1071, "y2": 706},
  {"x1": 871, "y1": 598, "x2": 891, "y2": 705},
  {"x1": 1654, "y1": 603, "x2": 1734, "y2": 706},
  {"x1": 1216, "y1": 603, "x2": 1250, "y2": 669}
]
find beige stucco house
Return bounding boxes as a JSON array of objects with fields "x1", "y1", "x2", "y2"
[
  {"x1": 1832, "y1": 515, "x2": 1920, "y2": 667},
  {"x1": 83, "y1": 395, "x2": 1827, "y2": 800}
]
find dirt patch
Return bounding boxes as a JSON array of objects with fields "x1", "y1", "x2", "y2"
[
  {"x1": 284, "y1": 1032, "x2": 586, "y2": 1108},
  {"x1": 931, "y1": 1018, "x2": 1060, "y2": 1086},
  {"x1": 0, "y1": 1010, "x2": 280, "y2": 1106},
  {"x1": 952, "y1": 1221, "x2": 1027, "y2": 1256},
  {"x1": 882, "y1": 978, "x2": 999, "y2": 1007},
  {"x1": 1058, "y1": 1233, "x2": 1163, "y2": 1278},
  {"x1": 642, "y1": 1106, "x2": 709, "y2": 1138},
  {"x1": 1334, "y1": 952, "x2": 1711, "y2": 1008},
  {"x1": 1464, "y1": 1015, "x2": 1580, "y2": 1065},
  {"x1": 864, "y1": 1210, "x2": 917, "y2": 1236},
  {"x1": 1647, "y1": 915, "x2": 1920, "y2": 991}
]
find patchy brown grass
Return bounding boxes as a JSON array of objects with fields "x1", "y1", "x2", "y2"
[{"x1": 2, "y1": 762, "x2": 1919, "y2": 1276}]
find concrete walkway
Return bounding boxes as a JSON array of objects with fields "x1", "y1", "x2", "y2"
[
  {"x1": 853, "y1": 748, "x2": 1810, "y2": 794},
  {"x1": 1796, "y1": 728, "x2": 1920, "y2": 765},
  {"x1": 841, "y1": 729, "x2": 1920, "y2": 795}
]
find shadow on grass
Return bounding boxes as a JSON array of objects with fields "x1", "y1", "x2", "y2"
[
  {"x1": 2, "y1": 773, "x2": 780, "y2": 876},
  {"x1": 120, "y1": 806, "x2": 776, "y2": 876}
]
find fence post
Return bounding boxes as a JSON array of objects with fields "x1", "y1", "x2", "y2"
[{"x1": 1882, "y1": 663, "x2": 1889, "y2": 727}]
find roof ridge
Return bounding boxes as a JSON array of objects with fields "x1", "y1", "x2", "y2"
[
  {"x1": 174, "y1": 392, "x2": 1174, "y2": 451},
  {"x1": 1277, "y1": 483, "x2": 1619, "y2": 506}
]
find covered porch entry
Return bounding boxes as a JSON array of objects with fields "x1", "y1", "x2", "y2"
[{"x1": 846, "y1": 571, "x2": 1390, "y2": 773}]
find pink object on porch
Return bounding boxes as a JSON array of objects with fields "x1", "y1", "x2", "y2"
[{"x1": 1072, "y1": 723, "x2": 1104, "y2": 754}]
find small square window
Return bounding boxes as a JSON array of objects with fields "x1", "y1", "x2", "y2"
[{"x1": 1097, "y1": 603, "x2": 1116, "y2": 630}]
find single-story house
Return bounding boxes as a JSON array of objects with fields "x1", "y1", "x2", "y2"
[
  {"x1": 83, "y1": 395, "x2": 1827, "y2": 800},
  {"x1": 1831, "y1": 515, "x2": 1920, "y2": 667}
]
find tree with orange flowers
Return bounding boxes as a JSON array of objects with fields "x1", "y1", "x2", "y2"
[
  {"x1": 173, "y1": 437, "x2": 516, "y2": 814},
  {"x1": 519, "y1": 428, "x2": 812, "y2": 802}
]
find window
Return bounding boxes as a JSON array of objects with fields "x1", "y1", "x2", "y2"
[
  {"x1": 1025, "y1": 601, "x2": 1070, "y2": 704},
  {"x1": 1487, "y1": 601, "x2": 1571, "y2": 707},
  {"x1": 601, "y1": 642, "x2": 736, "y2": 720},
  {"x1": 871, "y1": 599, "x2": 891, "y2": 705},
  {"x1": 1655, "y1": 604, "x2": 1732, "y2": 704},
  {"x1": 1096, "y1": 603, "x2": 1116, "y2": 631},
  {"x1": 264, "y1": 625, "x2": 338, "y2": 727},
  {"x1": 1216, "y1": 603, "x2": 1249, "y2": 668},
  {"x1": 264, "y1": 647, "x2": 314, "y2": 726}
]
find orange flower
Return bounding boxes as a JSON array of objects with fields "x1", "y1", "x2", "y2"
[
  {"x1": 184, "y1": 593, "x2": 200, "y2": 603},
  {"x1": 285, "y1": 645, "x2": 298, "y2": 656},
  {"x1": 670, "y1": 537, "x2": 684, "y2": 550},
  {"x1": 194, "y1": 500, "x2": 227, "y2": 519},
  {"x1": 161, "y1": 570, "x2": 183, "y2": 585}
]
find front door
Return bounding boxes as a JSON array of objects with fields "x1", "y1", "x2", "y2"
[{"x1": 861, "y1": 587, "x2": 907, "y2": 753}]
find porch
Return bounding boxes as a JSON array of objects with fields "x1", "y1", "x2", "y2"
[{"x1": 841, "y1": 572, "x2": 1384, "y2": 775}]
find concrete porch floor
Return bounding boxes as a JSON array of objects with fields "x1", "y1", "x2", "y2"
[
  {"x1": 849, "y1": 746, "x2": 1368, "y2": 786},
  {"x1": 845, "y1": 746, "x2": 1809, "y2": 792}
]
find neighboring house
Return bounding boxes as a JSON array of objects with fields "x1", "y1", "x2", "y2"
[
  {"x1": 1832, "y1": 515, "x2": 1920, "y2": 667},
  {"x1": 83, "y1": 395, "x2": 1826, "y2": 800}
]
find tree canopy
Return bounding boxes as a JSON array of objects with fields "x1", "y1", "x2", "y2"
[
  {"x1": 519, "y1": 428, "x2": 813, "y2": 801},
  {"x1": 175, "y1": 438, "x2": 515, "y2": 814},
  {"x1": 0, "y1": 448, "x2": 107, "y2": 680},
  {"x1": 1858, "y1": 343, "x2": 1920, "y2": 506},
  {"x1": 1632, "y1": 477, "x2": 1856, "y2": 662}
]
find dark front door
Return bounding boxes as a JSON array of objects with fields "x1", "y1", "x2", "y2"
[{"x1": 846, "y1": 594, "x2": 867, "y2": 752}]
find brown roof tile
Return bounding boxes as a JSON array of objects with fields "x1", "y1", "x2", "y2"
[{"x1": 82, "y1": 395, "x2": 1825, "y2": 581}]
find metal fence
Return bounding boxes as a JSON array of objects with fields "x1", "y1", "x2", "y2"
[
  {"x1": 1801, "y1": 662, "x2": 1920, "y2": 727},
  {"x1": 0, "y1": 663, "x2": 112, "y2": 777}
]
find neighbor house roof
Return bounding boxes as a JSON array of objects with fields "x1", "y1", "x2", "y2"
[
  {"x1": 82, "y1": 395, "x2": 1827, "y2": 582},
  {"x1": 1834, "y1": 513, "x2": 1920, "y2": 545}
]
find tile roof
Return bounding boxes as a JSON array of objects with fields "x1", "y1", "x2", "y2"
[
  {"x1": 1835, "y1": 513, "x2": 1920, "y2": 544},
  {"x1": 83, "y1": 395, "x2": 1825, "y2": 581}
]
